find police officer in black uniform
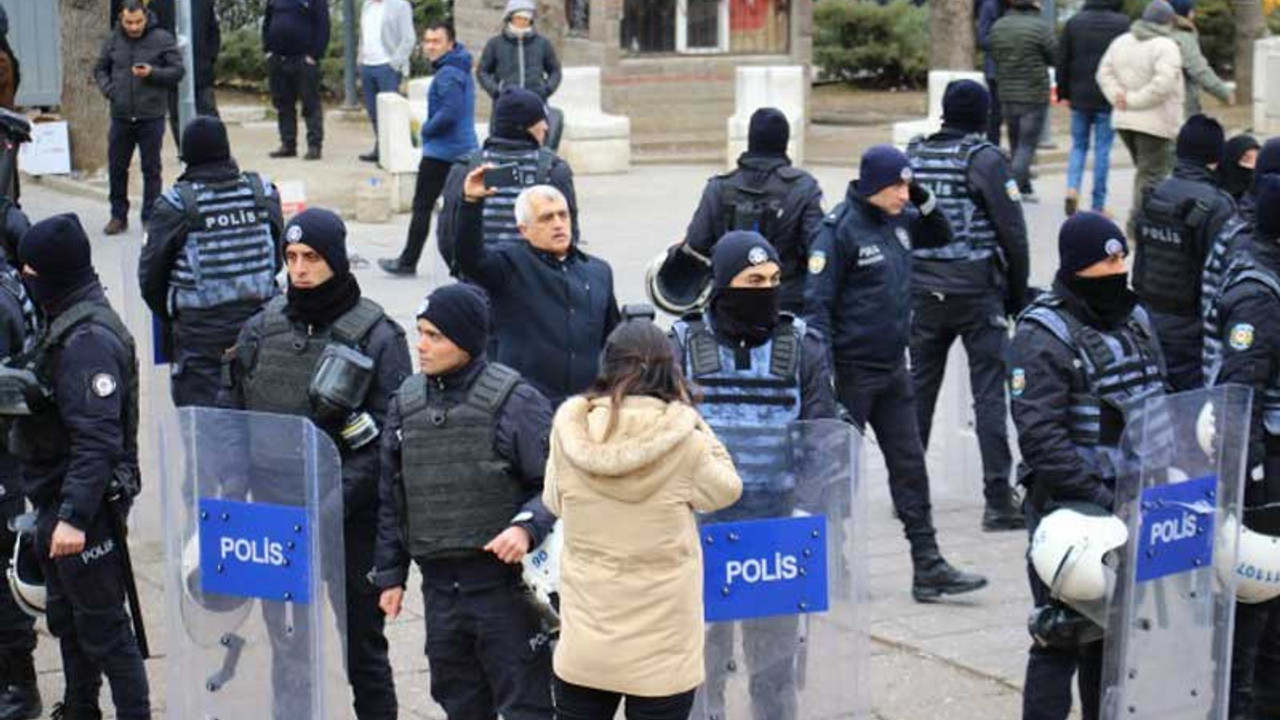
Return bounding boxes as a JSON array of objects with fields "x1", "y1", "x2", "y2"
[
  {"x1": 8, "y1": 214, "x2": 149, "y2": 720},
  {"x1": 1131, "y1": 114, "x2": 1235, "y2": 391},
  {"x1": 1010, "y1": 212, "x2": 1166, "y2": 720},
  {"x1": 669, "y1": 231, "x2": 836, "y2": 720},
  {"x1": 221, "y1": 209, "x2": 410, "y2": 720},
  {"x1": 1202, "y1": 175, "x2": 1280, "y2": 720},
  {"x1": 371, "y1": 283, "x2": 556, "y2": 720},
  {"x1": 805, "y1": 144, "x2": 989, "y2": 601},
  {"x1": 140, "y1": 116, "x2": 284, "y2": 407},
  {"x1": 906, "y1": 80, "x2": 1031, "y2": 531},
  {"x1": 681, "y1": 109, "x2": 824, "y2": 314}
]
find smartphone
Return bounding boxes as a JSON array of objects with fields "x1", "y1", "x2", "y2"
[{"x1": 484, "y1": 163, "x2": 522, "y2": 189}]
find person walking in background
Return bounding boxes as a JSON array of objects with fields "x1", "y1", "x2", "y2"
[
  {"x1": 379, "y1": 22, "x2": 478, "y2": 277},
  {"x1": 544, "y1": 320, "x2": 742, "y2": 720},
  {"x1": 1096, "y1": 0, "x2": 1184, "y2": 235},
  {"x1": 263, "y1": 0, "x2": 330, "y2": 160},
  {"x1": 976, "y1": 0, "x2": 1008, "y2": 146},
  {"x1": 1057, "y1": 0, "x2": 1129, "y2": 216},
  {"x1": 1169, "y1": 0, "x2": 1232, "y2": 117},
  {"x1": 988, "y1": 0, "x2": 1056, "y2": 201},
  {"x1": 357, "y1": 0, "x2": 416, "y2": 162}
]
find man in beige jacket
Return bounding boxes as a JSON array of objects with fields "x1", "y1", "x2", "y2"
[{"x1": 1097, "y1": 0, "x2": 1184, "y2": 234}]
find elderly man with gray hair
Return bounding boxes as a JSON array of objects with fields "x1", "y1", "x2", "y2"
[{"x1": 454, "y1": 166, "x2": 619, "y2": 406}]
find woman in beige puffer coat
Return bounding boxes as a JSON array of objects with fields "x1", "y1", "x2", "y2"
[{"x1": 543, "y1": 320, "x2": 742, "y2": 720}]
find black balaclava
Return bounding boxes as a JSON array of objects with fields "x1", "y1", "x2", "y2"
[
  {"x1": 709, "y1": 231, "x2": 781, "y2": 345},
  {"x1": 1055, "y1": 212, "x2": 1135, "y2": 326},
  {"x1": 18, "y1": 213, "x2": 97, "y2": 310},
  {"x1": 1219, "y1": 135, "x2": 1260, "y2": 199}
]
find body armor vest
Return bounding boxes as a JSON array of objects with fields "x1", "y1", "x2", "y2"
[
  {"x1": 717, "y1": 166, "x2": 800, "y2": 242},
  {"x1": 1020, "y1": 297, "x2": 1166, "y2": 481},
  {"x1": 1204, "y1": 250, "x2": 1280, "y2": 434},
  {"x1": 466, "y1": 147, "x2": 554, "y2": 247},
  {"x1": 1132, "y1": 180, "x2": 1217, "y2": 316},
  {"x1": 11, "y1": 302, "x2": 140, "y2": 480},
  {"x1": 396, "y1": 364, "x2": 523, "y2": 559},
  {"x1": 1201, "y1": 216, "x2": 1252, "y2": 376},
  {"x1": 164, "y1": 173, "x2": 278, "y2": 313},
  {"x1": 0, "y1": 267, "x2": 39, "y2": 354},
  {"x1": 240, "y1": 296, "x2": 384, "y2": 418},
  {"x1": 674, "y1": 313, "x2": 803, "y2": 495},
  {"x1": 906, "y1": 135, "x2": 1000, "y2": 263}
]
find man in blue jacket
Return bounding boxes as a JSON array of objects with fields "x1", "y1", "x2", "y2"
[{"x1": 380, "y1": 22, "x2": 478, "y2": 276}]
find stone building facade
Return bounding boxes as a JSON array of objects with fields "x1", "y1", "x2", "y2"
[{"x1": 454, "y1": 0, "x2": 813, "y2": 160}]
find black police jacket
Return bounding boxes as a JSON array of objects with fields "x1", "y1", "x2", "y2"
[
  {"x1": 684, "y1": 153, "x2": 825, "y2": 313},
  {"x1": 220, "y1": 302, "x2": 412, "y2": 524},
  {"x1": 0, "y1": 254, "x2": 26, "y2": 503},
  {"x1": 804, "y1": 185, "x2": 953, "y2": 371},
  {"x1": 454, "y1": 199, "x2": 620, "y2": 406},
  {"x1": 372, "y1": 359, "x2": 556, "y2": 591}
]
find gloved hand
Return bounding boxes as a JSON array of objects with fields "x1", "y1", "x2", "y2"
[{"x1": 908, "y1": 182, "x2": 935, "y2": 214}]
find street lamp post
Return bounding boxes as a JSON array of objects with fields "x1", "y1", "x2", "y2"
[
  {"x1": 344, "y1": 0, "x2": 359, "y2": 109},
  {"x1": 175, "y1": 0, "x2": 197, "y2": 139}
]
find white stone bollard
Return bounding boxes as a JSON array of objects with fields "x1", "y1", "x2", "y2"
[
  {"x1": 725, "y1": 66, "x2": 806, "y2": 168},
  {"x1": 1254, "y1": 37, "x2": 1280, "y2": 136},
  {"x1": 891, "y1": 70, "x2": 987, "y2": 147},
  {"x1": 555, "y1": 67, "x2": 632, "y2": 174}
]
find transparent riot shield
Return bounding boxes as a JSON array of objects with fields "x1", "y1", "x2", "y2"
[
  {"x1": 159, "y1": 407, "x2": 351, "y2": 720},
  {"x1": 1100, "y1": 385, "x2": 1252, "y2": 720},
  {"x1": 694, "y1": 419, "x2": 869, "y2": 720}
]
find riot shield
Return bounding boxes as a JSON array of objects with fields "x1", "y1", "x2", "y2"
[
  {"x1": 1100, "y1": 385, "x2": 1251, "y2": 720},
  {"x1": 694, "y1": 419, "x2": 869, "y2": 720},
  {"x1": 159, "y1": 407, "x2": 351, "y2": 720}
]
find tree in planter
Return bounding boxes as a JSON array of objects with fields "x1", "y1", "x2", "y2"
[
  {"x1": 929, "y1": 0, "x2": 977, "y2": 70},
  {"x1": 62, "y1": 0, "x2": 112, "y2": 172}
]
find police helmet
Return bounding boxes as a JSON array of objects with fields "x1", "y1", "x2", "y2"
[
  {"x1": 1030, "y1": 504, "x2": 1128, "y2": 604},
  {"x1": 6, "y1": 513, "x2": 43, "y2": 618},
  {"x1": 522, "y1": 519, "x2": 563, "y2": 622},
  {"x1": 645, "y1": 244, "x2": 713, "y2": 315},
  {"x1": 1216, "y1": 515, "x2": 1280, "y2": 604}
]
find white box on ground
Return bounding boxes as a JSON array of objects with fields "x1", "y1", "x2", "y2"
[
  {"x1": 892, "y1": 71, "x2": 986, "y2": 148},
  {"x1": 277, "y1": 180, "x2": 307, "y2": 217},
  {"x1": 18, "y1": 120, "x2": 71, "y2": 176},
  {"x1": 726, "y1": 66, "x2": 805, "y2": 168}
]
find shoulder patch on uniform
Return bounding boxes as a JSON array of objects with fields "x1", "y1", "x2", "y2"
[
  {"x1": 1010, "y1": 368, "x2": 1026, "y2": 397},
  {"x1": 1229, "y1": 323, "x2": 1256, "y2": 351},
  {"x1": 1005, "y1": 179, "x2": 1022, "y2": 203},
  {"x1": 894, "y1": 226, "x2": 911, "y2": 249},
  {"x1": 808, "y1": 250, "x2": 827, "y2": 275},
  {"x1": 91, "y1": 373, "x2": 118, "y2": 398}
]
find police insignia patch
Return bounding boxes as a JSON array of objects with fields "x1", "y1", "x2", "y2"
[
  {"x1": 1105, "y1": 239, "x2": 1125, "y2": 257},
  {"x1": 1010, "y1": 368, "x2": 1026, "y2": 397},
  {"x1": 1005, "y1": 180, "x2": 1022, "y2": 203},
  {"x1": 895, "y1": 227, "x2": 910, "y2": 249},
  {"x1": 808, "y1": 251, "x2": 827, "y2": 275},
  {"x1": 1230, "y1": 323, "x2": 1256, "y2": 351},
  {"x1": 91, "y1": 373, "x2": 117, "y2": 398},
  {"x1": 286, "y1": 225, "x2": 303, "y2": 243},
  {"x1": 747, "y1": 247, "x2": 769, "y2": 266}
]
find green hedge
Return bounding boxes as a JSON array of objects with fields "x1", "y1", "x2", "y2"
[{"x1": 813, "y1": 0, "x2": 929, "y2": 88}]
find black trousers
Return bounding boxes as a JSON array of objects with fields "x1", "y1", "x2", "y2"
[
  {"x1": 397, "y1": 156, "x2": 454, "y2": 269},
  {"x1": 170, "y1": 351, "x2": 223, "y2": 408},
  {"x1": 1022, "y1": 504, "x2": 1103, "y2": 720},
  {"x1": 1148, "y1": 308, "x2": 1203, "y2": 392},
  {"x1": 423, "y1": 576, "x2": 553, "y2": 720},
  {"x1": 835, "y1": 361, "x2": 938, "y2": 558},
  {"x1": 268, "y1": 55, "x2": 324, "y2": 150},
  {"x1": 986, "y1": 77, "x2": 1005, "y2": 147},
  {"x1": 909, "y1": 292, "x2": 1013, "y2": 504},
  {"x1": 1232, "y1": 598, "x2": 1280, "y2": 720},
  {"x1": 108, "y1": 117, "x2": 165, "y2": 223},
  {"x1": 553, "y1": 677, "x2": 695, "y2": 720},
  {"x1": 35, "y1": 506, "x2": 150, "y2": 720}
]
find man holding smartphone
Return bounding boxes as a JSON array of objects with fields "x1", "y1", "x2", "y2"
[{"x1": 93, "y1": 0, "x2": 184, "y2": 236}]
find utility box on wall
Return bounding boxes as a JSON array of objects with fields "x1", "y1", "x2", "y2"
[{"x1": 1, "y1": 0, "x2": 61, "y2": 108}]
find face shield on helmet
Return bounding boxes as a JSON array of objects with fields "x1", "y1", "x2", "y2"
[
  {"x1": 645, "y1": 244, "x2": 713, "y2": 315},
  {"x1": 1216, "y1": 515, "x2": 1280, "y2": 604},
  {"x1": 6, "y1": 513, "x2": 42, "y2": 618},
  {"x1": 1030, "y1": 505, "x2": 1129, "y2": 623},
  {"x1": 522, "y1": 519, "x2": 563, "y2": 632}
]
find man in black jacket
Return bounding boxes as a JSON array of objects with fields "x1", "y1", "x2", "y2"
[
  {"x1": 1058, "y1": 0, "x2": 1129, "y2": 216},
  {"x1": 455, "y1": 166, "x2": 619, "y2": 407},
  {"x1": 681, "y1": 108, "x2": 824, "y2": 314},
  {"x1": 907, "y1": 81, "x2": 1030, "y2": 531},
  {"x1": 478, "y1": 0, "x2": 562, "y2": 102},
  {"x1": 94, "y1": 0, "x2": 184, "y2": 236},
  {"x1": 262, "y1": 0, "x2": 329, "y2": 160}
]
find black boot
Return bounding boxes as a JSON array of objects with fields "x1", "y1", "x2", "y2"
[
  {"x1": 0, "y1": 654, "x2": 40, "y2": 720},
  {"x1": 912, "y1": 553, "x2": 988, "y2": 602},
  {"x1": 982, "y1": 485, "x2": 1027, "y2": 532},
  {"x1": 48, "y1": 703, "x2": 100, "y2": 720}
]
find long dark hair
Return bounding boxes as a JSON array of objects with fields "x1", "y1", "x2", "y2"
[{"x1": 587, "y1": 320, "x2": 694, "y2": 440}]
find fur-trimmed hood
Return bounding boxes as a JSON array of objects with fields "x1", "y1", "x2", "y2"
[{"x1": 552, "y1": 395, "x2": 700, "y2": 502}]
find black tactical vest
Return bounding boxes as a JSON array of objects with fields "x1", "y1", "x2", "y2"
[
  {"x1": 396, "y1": 364, "x2": 523, "y2": 560},
  {"x1": 1132, "y1": 179, "x2": 1219, "y2": 316},
  {"x1": 240, "y1": 296, "x2": 385, "y2": 418},
  {"x1": 0, "y1": 267, "x2": 39, "y2": 354},
  {"x1": 906, "y1": 134, "x2": 1000, "y2": 263},
  {"x1": 718, "y1": 166, "x2": 803, "y2": 242}
]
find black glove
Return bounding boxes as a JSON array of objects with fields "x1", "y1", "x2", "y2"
[{"x1": 908, "y1": 182, "x2": 934, "y2": 214}]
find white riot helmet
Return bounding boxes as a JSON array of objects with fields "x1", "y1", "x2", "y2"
[
  {"x1": 522, "y1": 519, "x2": 563, "y2": 621},
  {"x1": 645, "y1": 244, "x2": 713, "y2": 315},
  {"x1": 1030, "y1": 505, "x2": 1129, "y2": 604},
  {"x1": 1217, "y1": 515, "x2": 1280, "y2": 604},
  {"x1": 6, "y1": 513, "x2": 44, "y2": 618}
]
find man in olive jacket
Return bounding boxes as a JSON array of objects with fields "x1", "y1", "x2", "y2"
[{"x1": 989, "y1": 0, "x2": 1056, "y2": 201}]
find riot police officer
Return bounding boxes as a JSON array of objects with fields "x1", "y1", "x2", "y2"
[
  {"x1": 8, "y1": 214, "x2": 149, "y2": 720},
  {"x1": 681, "y1": 109, "x2": 824, "y2": 313},
  {"x1": 670, "y1": 231, "x2": 836, "y2": 720},
  {"x1": 140, "y1": 116, "x2": 284, "y2": 407},
  {"x1": 805, "y1": 144, "x2": 989, "y2": 601},
  {"x1": 906, "y1": 80, "x2": 1031, "y2": 531},
  {"x1": 1131, "y1": 114, "x2": 1235, "y2": 391},
  {"x1": 1202, "y1": 174, "x2": 1280, "y2": 720},
  {"x1": 222, "y1": 208, "x2": 410, "y2": 720},
  {"x1": 1010, "y1": 212, "x2": 1166, "y2": 720},
  {"x1": 371, "y1": 283, "x2": 556, "y2": 720}
]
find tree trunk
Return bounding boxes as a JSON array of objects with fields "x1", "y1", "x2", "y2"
[
  {"x1": 1233, "y1": 0, "x2": 1265, "y2": 105},
  {"x1": 929, "y1": 0, "x2": 977, "y2": 70},
  {"x1": 61, "y1": 0, "x2": 111, "y2": 173}
]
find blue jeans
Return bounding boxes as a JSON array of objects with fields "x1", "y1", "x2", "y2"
[
  {"x1": 360, "y1": 63, "x2": 402, "y2": 139},
  {"x1": 1066, "y1": 109, "x2": 1115, "y2": 211}
]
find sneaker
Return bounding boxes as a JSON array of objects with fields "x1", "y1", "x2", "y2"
[
  {"x1": 359, "y1": 150, "x2": 379, "y2": 163},
  {"x1": 1064, "y1": 190, "x2": 1079, "y2": 217},
  {"x1": 102, "y1": 218, "x2": 128, "y2": 236},
  {"x1": 268, "y1": 146, "x2": 297, "y2": 159},
  {"x1": 912, "y1": 555, "x2": 989, "y2": 602},
  {"x1": 304, "y1": 147, "x2": 322, "y2": 161},
  {"x1": 377, "y1": 258, "x2": 416, "y2": 277}
]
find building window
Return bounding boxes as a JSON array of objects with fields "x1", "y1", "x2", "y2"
[
  {"x1": 621, "y1": 0, "x2": 788, "y2": 54},
  {"x1": 566, "y1": 0, "x2": 589, "y2": 34}
]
